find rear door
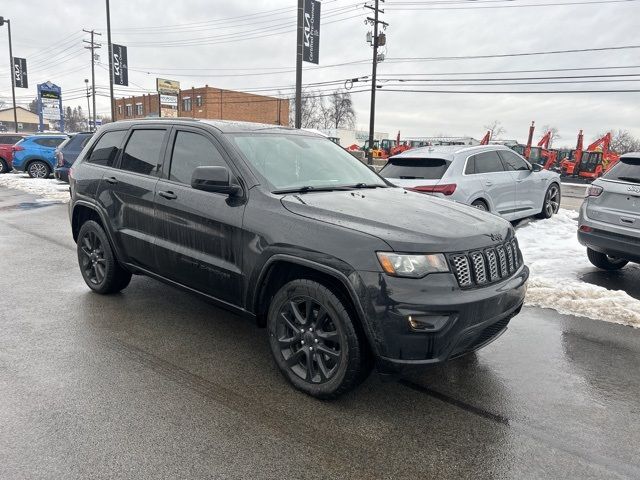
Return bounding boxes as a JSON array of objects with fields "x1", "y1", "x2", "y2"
[
  {"x1": 468, "y1": 150, "x2": 517, "y2": 217},
  {"x1": 153, "y1": 126, "x2": 246, "y2": 305},
  {"x1": 498, "y1": 149, "x2": 542, "y2": 214},
  {"x1": 99, "y1": 127, "x2": 169, "y2": 270},
  {"x1": 589, "y1": 157, "x2": 640, "y2": 232}
]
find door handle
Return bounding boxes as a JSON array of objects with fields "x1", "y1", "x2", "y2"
[
  {"x1": 485, "y1": 180, "x2": 493, "y2": 186},
  {"x1": 105, "y1": 176, "x2": 118, "y2": 185},
  {"x1": 516, "y1": 179, "x2": 523, "y2": 183},
  {"x1": 158, "y1": 190, "x2": 177, "y2": 200}
]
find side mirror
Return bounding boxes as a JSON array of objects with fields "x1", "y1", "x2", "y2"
[
  {"x1": 531, "y1": 163, "x2": 543, "y2": 172},
  {"x1": 191, "y1": 166, "x2": 240, "y2": 196}
]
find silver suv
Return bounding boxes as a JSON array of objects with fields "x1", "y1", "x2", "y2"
[
  {"x1": 578, "y1": 152, "x2": 640, "y2": 270},
  {"x1": 380, "y1": 145, "x2": 561, "y2": 221}
]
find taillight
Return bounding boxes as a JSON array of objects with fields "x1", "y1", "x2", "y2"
[
  {"x1": 407, "y1": 184, "x2": 457, "y2": 196},
  {"x1": 12, "y1": 145, "x2": 24, "y2": 152},
  {"x1": 586, "y1": 185, "x2": 603, "y2": 197},
  {"x1": 579, "y1": 225, "x2": 593, "y2": 233},
  {"x1": 56, "y1": 151, "x2": 64, "y2": 166}
]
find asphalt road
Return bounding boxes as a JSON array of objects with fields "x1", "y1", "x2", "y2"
[{"x1": 1, "y1": 186, "x2": 640, "y2": 480}]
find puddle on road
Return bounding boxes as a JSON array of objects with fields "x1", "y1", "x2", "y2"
[
  {"x1": 0, "y1": 200, "x2": 63, "y2": 212},
  {"x1": 580, "y1": 267, "x2": 640, "y2": 301}
]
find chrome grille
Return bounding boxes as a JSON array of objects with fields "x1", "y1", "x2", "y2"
[{"x1": 448, "y1": 239, "x2": 523, "y2": 289}]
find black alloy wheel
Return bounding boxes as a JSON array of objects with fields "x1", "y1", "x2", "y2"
[{"x1": 79, "y1": 230, "x2": 107, "y2": 286}]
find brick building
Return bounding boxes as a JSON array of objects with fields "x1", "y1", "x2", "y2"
[{"x1": 114, "y1": 86, "x2": 289, "y2": 125}]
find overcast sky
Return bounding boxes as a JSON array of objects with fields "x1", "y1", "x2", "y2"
[{"x1": 1, "y1": 0, "x2": 638, "y2": 145}]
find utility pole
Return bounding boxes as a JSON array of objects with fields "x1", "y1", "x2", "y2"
[
  {"x1": 0, "y1": 17, "x2": 18, "y2": 133},
  {"x1": 105, "y1": 0, "x2": 115, "y2": 122},
  {"x1": 365, "y1": 1, "x2": 388, "y2": 165},
  {"x1": 84, "y1": 78, "x2": 91, "y2": 130},
  {"x1": 294, "y1": 0, "x2": 304, "y2": 128},
  {"x1": 83, "y1": 29, "x2": 101, "y2": 131}
]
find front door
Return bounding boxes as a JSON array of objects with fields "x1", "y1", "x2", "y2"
[{"x1": 153, "y1": 127, "x2": 246, "y2": 306}]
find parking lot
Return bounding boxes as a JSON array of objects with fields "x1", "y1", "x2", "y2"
[{"x1": 1, "y1": 186, "x2": 639, "y2": 479}]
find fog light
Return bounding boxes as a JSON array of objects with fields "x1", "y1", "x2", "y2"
[{"x1": 408, "y1": 314, "x2": 451, "y2": 332}]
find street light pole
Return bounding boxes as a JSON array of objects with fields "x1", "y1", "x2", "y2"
[
  {"x1": 84, "y1": 78, "x2": 91, "y2": 130},
  {"x1": 294, "y1": 0, "x2": 303, "y2": 129},
  {"x1": 0, "y1": 17, "x2": 18, "y2": 133},
  {"x1": 105, "y1": 0, "x2": 115, "y2": 122}
]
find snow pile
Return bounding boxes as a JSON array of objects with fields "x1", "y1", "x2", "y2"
[
  {"x1": 517, "y1": 209, "x2": 640, "y2": 327},
  {"x1": 0, "y1": 173, "x2": 70, "y2": 202}
]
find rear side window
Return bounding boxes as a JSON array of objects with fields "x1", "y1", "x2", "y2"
[
  {"x1": 605, "y1": 157, "x2": 640, "y2": 182},
  {"x1": 471, "y1": 151, "x2": 505, "y2": 174},
  {"x1": 169, "y1": 130, "x2": 227, "y2": 184},
  {"x1": 119, "y1": 129, "x2": 166, "y2": 176},
  {"x1": 380, "y1": 158, "x2": 450, "y2": 179},
  {"x1": 499, "y1": 150, "x2": 530, "y2": 171},
  {"x1": 86, "y1": 130, "x2": 127, "y2": 167},
  {"x1": 34, "y1": 138, "x2": 62, "y2": 147}
]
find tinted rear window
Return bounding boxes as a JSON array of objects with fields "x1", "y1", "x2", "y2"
[
  {"x1": 605, "y1": 157, "x2": 640, "y2": 183},
  {"x1": 380, "y1": 158, "x2": 451, "y2": 179}
]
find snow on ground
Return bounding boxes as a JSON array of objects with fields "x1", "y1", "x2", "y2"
[
  {"x1": 517, "y1": 209, "x2": 640, "y2": 328},
  {"x1": 0, "y1": 172, "x2": 70, "y2": 202}
]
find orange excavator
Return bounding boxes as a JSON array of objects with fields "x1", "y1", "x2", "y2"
[
  {"x1": 577, "y1": 132, "x2": 620, "y2": 179},
  {"x1": 560, "y1": 130, "x2": 584, "y2": 176},
  {"x1": 516, "y1": 121, "x2": 558, "y2": 170}
]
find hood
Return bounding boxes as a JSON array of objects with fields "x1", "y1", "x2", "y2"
[{"x1": 281, "y1": 187, "x2": 513, "y2": 253}]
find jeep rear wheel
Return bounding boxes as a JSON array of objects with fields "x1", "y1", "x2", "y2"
[
  {"x1": 268, "y1": 279, "x2": 371, "y2": 399},
  {"x1": 27, "y1": 160, "x2": 50, "y2": 178},
  {"x1": 587, "y1": 248, "x2": 628, "y2": 271}
]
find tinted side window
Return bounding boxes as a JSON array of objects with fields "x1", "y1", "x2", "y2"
[
  {"x1": 464, "y1": 156, "x2": 475, "y2": 174},
  {"x1": 473, "y1": 151, "x2": 505, "y2": 174},
  {"x1": 51, "y1": 138, "x2": 66, "y2": 148},
  {"x1": 499, "y1": 150, "x2": 530, "y2": 171},
  {"x1": 120, "y1": 129, "x2": 166, "y2": 176},
  {"x1": 34, "y1": 138, "x2": 51, "y2": 147},
  {"x1": 86, "y1": 130, "x2": 127, "y2": 167},
  {"x1": 169, "y1": 131, "x2": 227, "y2": 184}
]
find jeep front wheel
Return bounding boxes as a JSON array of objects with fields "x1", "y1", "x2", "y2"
[{"x1": 267, "y1": 279, "x2": 371, "y2": 399}]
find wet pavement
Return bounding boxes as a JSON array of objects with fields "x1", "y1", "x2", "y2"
[{"x1": 1, "y1": 186, "x2": 639, "y2": 479}]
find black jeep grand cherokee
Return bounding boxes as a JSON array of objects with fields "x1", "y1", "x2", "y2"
[{"x1": 69, "y1": 119, "x2": 528, "y2": 398}]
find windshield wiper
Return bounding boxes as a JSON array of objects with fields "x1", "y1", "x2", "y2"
[
  {"x1": 349, "y1": 183, "x2": 386, "y2": 189},
  {"x1": 617, "y1": 176, "x2": 640, "y2": 184},
  {"x1": 272, "y1": 185, "x2": 351, "y2": 194}
]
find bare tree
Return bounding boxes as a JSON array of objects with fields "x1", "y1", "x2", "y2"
[
  {"x1": 541, "y1": 124, "x2": 561, "y2": 148},
  {"x1": 483, "y1": 120, "x2": 505, "y2": 139},
  {"x1": 321, "y1": 90, "x2": 356, "y2": 129},
  {"x1": 289, "y1": 89, "x2": 323, "y2": 129},
  {"x1": 594, "y1": 129, "x2": 640, "y2": 154}
]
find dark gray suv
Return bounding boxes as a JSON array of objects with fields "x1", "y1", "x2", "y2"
[{"x1": 68, "y1": 119, "x2": 529, "y2": 398}]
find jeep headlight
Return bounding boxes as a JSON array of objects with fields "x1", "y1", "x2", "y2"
[{"x1": 376, "y1": 252, "x2": 449, "y2": 278}]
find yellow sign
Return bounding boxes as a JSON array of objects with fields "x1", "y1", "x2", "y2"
[{"x1": 156, "y1": 78, "x2": 180, "y2": 95}]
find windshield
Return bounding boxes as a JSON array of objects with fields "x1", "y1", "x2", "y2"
[
  {"x1": 380, "y1": 158, "x2": 451, "y2": 179},
  {"x1": 528, "y1": 147, "x2": 543, "y2": 164},
  {"x1": 229, "y1": 133, "x2": 387, "y2": 191},
  {"x1": 605, "y1": 156, "x2": 640, "y2": 182}
]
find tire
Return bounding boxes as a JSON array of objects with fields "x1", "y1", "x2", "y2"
[
  {"x1": 537, "y1": 183, "x2": 561, "y2": 219},
  {"x1": 267, "y1": 279, "x2": 372, "y2": 399},
  {"x1": 586, "y1": 248, "x2": 628, "y2": 271},
  {"x1": 0, "y1": 159, "x2": 9, "y2": 174},
  {"x1": 471, "y1": 199, "x2": 488, "y2": 211},
  {"x1": 77, "y1": 220, "x2": 132, "y2": 294},
  {"x1": 27, "y1": 160, "x2": 50, "y2": 179}
]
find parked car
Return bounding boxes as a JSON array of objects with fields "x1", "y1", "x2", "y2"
[
  {"x1": 578, "y1": 152, "x2": 640, "y2": 270},
  {"x1": 11, "y1": 134, "x2": 69, "y2": 178},
  {"x1": 0, "y1": 133, "x2": 26, "y2": 174},
  {"x1": 68, "y1": 119, "x2": 528, "y2": 398},
  {"x1": 380, "y1": 145, "x2": 562, "y2": 221},
  {"x1": 54, "y1": 132, "x2": 94, "y2": 182}
]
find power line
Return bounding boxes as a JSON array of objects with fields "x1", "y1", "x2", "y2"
[
  {"x1": 377, "y1": 65, "x2": 640, "y2": 76},
  {"x1": 378, "y1": 87, "x2": 640, "y2": 93},
  {"x1": 385, "y1": 0, "x2": 638, "y2": 9}
]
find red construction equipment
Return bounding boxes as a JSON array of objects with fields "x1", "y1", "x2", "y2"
[
  {"x1": 480, "y1": 130, "x2": 491, "y2": 145},
  {"x1": 524, "y1": 121, "x2": 536, "y2": 159},
  {"x1": 560, "y1": 130, "x2": 584, "y2": 176},
  {"x1": 514, "y1": 121, "x2": 558, "y2": 170},
  {"x1": 577, "y1": 132, "x2": 620, "y2": 179}
]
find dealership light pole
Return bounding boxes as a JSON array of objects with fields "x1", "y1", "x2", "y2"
[
  {"x1": 294, "y1": 0, "x2": 304, "y2": 128},
  {"x1": 0, "y1": 16, "x2": 18, "y2": 133},
  {"x1": 105, "y1": 0, "x2": 115, "y2": 121}
]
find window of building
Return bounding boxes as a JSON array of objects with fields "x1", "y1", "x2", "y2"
[
  {"x1": 86, "y1": 130, "x2": 127, "y2": 167},
  {"x1": 125, "y1": 104, "x2": 132, "y2": 117},
  {"x1": 195, "y1": 95, "x2": 203, "y2": 107},
  {"x1": 119, "y1": 129, "x2": 167, "y2": 176},
  {"x1": 117, "y1": 105, "x2": 123, "y2": 115},
  {"x1": 182, "y1": 97, "x2": 192, "y2": 112},
  {"x1": 135, "y1": 103, "x2": 143, "y2": 115},
  {"x1": 169, "y1": 131, "x2": 226, "y2": 185}
]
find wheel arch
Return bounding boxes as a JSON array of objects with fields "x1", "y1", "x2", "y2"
[{"x1": 252, "y1": 255, "x2": 379, "y2": 356}]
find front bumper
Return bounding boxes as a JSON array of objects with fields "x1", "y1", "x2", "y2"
[{"x1": 356, "y1": 266, "x2": 529, "y2": 369}]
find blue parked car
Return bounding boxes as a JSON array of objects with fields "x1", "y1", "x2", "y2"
[
  {"x1": 12, "y1": 134, "x2": 69, "y2": 178},
  {"x1": 54, "y1": 132, "x2": 94, "y2": 182}
]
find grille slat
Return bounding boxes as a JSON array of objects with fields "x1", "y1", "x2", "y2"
[{"x1": 449, "y1": 239, "x2": 523, "y2": 289}]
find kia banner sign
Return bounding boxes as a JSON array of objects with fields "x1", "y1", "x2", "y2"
[
  {"x1": 112, "y1": 44, "x2": 128, "y2": 86},
  {"x1": 13, "y1": 57, "x2": 28, "y2": 88},
  {"x1": 303, "y1": 0, "x2": 320, "y2": 64}
]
